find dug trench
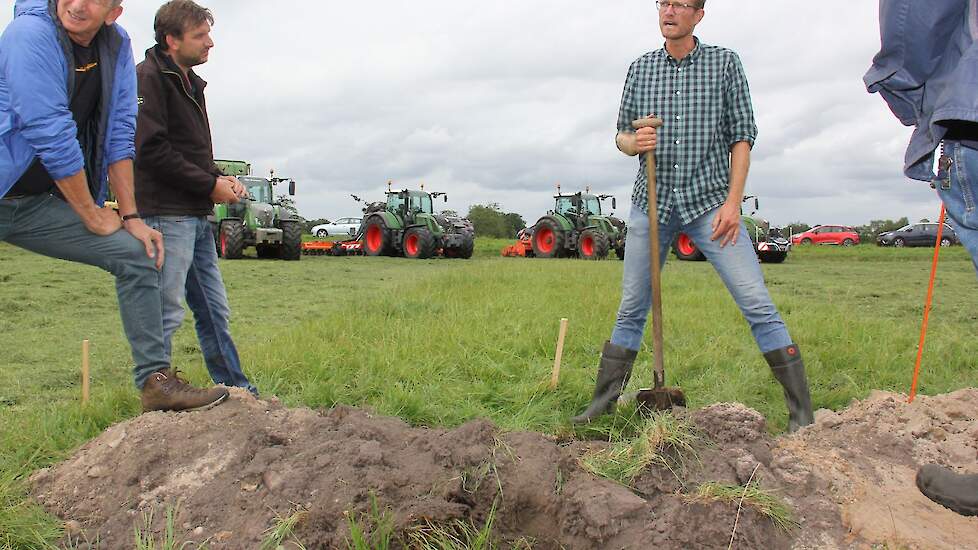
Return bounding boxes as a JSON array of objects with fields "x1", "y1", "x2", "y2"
[{"x1": 32, "y1": 388, "x2": 978, "y2": 549}]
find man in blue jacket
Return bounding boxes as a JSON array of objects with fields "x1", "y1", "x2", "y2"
[
  {"x1": 1, "y1": 0, "x2": 228, "y2": 412},
  {"x1": 866, "y1": 0, "x2": 978, "y2": 517}
]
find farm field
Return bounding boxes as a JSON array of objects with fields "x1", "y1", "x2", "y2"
[{"x1": 1, "y1": 240, "x2": 976, "y2": 547}]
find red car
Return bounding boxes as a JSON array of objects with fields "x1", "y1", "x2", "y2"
[{"x1": 791, "y1": 225, "x2": 860, "y2": 246}]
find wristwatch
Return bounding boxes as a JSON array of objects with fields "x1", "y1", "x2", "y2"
[{"x1": 121, "y1": 213, "x2": 141, "y2": 221}]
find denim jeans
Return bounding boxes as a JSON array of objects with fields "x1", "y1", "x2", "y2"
[
  {"x1": 0, "y1": 194, "x2": 167, "y2": 388},
  {"x1": 611, "y1": 202, "x2": 793, "y2": 354},
  {"x1": 143, "y1": 215, "x2": 256, "y2": 394},
  {"x1": 936, "y1": 141, "x2": 978, "y2": 277}
]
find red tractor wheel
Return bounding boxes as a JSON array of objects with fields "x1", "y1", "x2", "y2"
[
  {"x1": 578, "y1": 229, "x2": 610, "y2": 260},
  {"x1": 531, "y1": 219, "x2": 565, "y2": 258},
  {"x1": 363, "y1": 217, "x2": 390, "y2": 256},
  {"x1": 403, "y1": 227, "x2": 436, "y2": 259},
  {"x1": 672, "y1": 232, "x2": 706, "y2": 261}
]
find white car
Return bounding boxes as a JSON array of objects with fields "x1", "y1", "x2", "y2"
[{"x1": 311, "y1": 217, "x2": 362, "y2": 238}]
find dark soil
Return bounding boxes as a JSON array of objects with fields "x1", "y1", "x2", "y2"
[{"x1": 32, "y1": 389, "x2": 978, "y2": 549}]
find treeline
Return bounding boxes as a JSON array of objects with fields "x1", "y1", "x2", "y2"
[
  {"x1": 465, "y1": 203, "x2": 527, "y2": 238},
  {"x1": 779, "y1": 217, "x2": 912, "y2": 242}
]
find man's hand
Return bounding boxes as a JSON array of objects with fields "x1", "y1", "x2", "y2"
[
  {"x1": 123, "y1": 218, "x2": 165, "y2": 269},
  {"x1": 210, "y1": 177, "x2": 241, "y2": 204},
  {"x1": 617, "y1": 124, "x2": 657, "y2": 156},
  {"x1": 83, "y1": 207, "x2": 124, "y2": 236},
  {"x1": 634, "y1": 125, "x2": 657, "y2": 154},
  {"x1": 221, "y1": 175, "x2": 248, "y2": 198},
  {"x1": 710, "y1": 201, "x2": 742, "y2": 247}
]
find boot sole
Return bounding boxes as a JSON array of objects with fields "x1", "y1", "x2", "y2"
[
  {"x1": 142, "y1": 391, "x2": 229, "y2": 413},
  {"x1": 916, "y1": 468, "x2": 978, "y2": 517}
]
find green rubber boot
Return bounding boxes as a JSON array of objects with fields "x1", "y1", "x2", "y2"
[
  {"x1": 764, "y1": 344, "x2": 814, "y2": 432},
  {"x1": 571, "y1": 341, "x2": 638, "y2": 424}
]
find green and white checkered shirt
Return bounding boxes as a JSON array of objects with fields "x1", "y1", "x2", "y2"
[{"x1": 618, "y1": 38, "x2": 757, "y2": 224}]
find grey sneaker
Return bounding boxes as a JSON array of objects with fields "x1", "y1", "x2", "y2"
[{"x1": 141, "y1": 369, "x2": 229, "y2": 413}]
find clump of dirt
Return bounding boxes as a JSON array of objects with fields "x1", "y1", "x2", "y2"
[{"x1": 31, "y1": 389, "x2": 978, "y2": 549}]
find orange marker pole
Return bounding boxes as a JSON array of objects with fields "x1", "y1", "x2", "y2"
[{"x1": 908, "y1": 205, "x2": 947, "y2": 403}]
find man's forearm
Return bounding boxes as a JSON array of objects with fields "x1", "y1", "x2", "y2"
[
  {"x1": 726, "y1": 141, "x2": 751, "y2": 204},
  {"x1": 54, "y1": 170, "x2": 101, "y2": 224},
  {"x1": 616, "y1": 132, "x2": 639, "y2": 157},
  {"x1": 107, "y1": 159, "x2": 138, "y2": 216}
]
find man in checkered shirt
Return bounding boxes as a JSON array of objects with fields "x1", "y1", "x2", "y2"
[{"x1": 573, "y1": 0, "x2": 814, "y2": 432}]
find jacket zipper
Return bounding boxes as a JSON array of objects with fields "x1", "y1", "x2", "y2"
[{"x1": 161, "y1": 69, "x2": 206, "y2": 120}]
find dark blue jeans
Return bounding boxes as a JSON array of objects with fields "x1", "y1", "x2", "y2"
[
  {"x1": 143, "y1": 215, "x2": 257, "y2": 395},
  {"x1": 936, "y1": 141, "x2": 978, "y2": 277},
  {"x1": 0, "y1": 194, "x2": 167, "y2": 388}
]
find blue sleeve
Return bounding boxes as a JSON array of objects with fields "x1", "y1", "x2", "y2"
[
  {"x1": 106, "y1": 29, "x2": 136, "y2": 166},
  {"x1": 0, "y1": 16, "x2": 85, "y2": 180},
  {"x1": 864, "y1": 0, "x2": 967, "y2": 126}
]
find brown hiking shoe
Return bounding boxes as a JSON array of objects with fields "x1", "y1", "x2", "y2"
[{"x1": 141, "y1": 369, "x2": 229, "y2": 413}]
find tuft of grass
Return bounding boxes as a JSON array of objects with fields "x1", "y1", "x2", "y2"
[
  {"x1": 685, "y1": 481, "x2": 799, "y2": 532},
  {"x1": 578, "y1": 411, "x2": 701, "y2": 486},
  {"x1": 407, "y1": 502, "x2": 499, "y2": 550},
  {"x1": 261, "y1": 505, "x2": 308, "y2": 550},
  {"x1": 345, "y1": 495, "x2": 395, "y2": 550},
  {"x1": 133, "y1": 503, "x2": 203, "y2": 550}
]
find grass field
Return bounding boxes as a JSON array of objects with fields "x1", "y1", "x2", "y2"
[{"x1": 1, "y1": 239, "x2": 976, "y2": 547}]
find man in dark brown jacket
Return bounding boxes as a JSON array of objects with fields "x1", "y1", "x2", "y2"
[{"x1": 135, "y1": 0, "x2": 257, "y2": 395}]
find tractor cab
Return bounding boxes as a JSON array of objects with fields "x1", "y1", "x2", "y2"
[
  {"x1": 386, "y1": 189, "x2": 446, "y2": 225},
  {"x1": 552, "y1": 192, "x2": 616, "y2": 229},
  {"x1": 241, "y1": 176, "x2": 274, "y2": 204}
]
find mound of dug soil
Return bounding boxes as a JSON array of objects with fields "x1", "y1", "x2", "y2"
[{"x1": 32, "y1": 389, "x2": 978, "y2": 549}]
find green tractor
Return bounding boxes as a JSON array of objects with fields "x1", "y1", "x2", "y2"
[
  {"x1": 530, "y1": 190, "x2": 626, "y2": 260},
  {"x1": 210, "y1": 159, "x2": 302, "y2": 261},
  {"x1": 672, "y1": 195, "x2": 790, "y2": 264},
  {"x1": 360, "y1": 186, "x2": 475, "y2": 259}
]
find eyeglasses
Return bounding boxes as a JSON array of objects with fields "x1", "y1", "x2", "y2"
[{"x1": 656, "y1": 1, "x2": 702, "y2": 12}]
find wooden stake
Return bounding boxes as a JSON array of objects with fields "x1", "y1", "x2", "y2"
[
  {"x1": 550, "y1": 318, "x2": 569, "y2": 390},
  {"x1": 81, "y1": 339, "x2": 90, "y2": 405}
]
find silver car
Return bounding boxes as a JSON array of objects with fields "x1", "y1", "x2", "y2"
[{"x1": 311, "y1": 217, "x2": 362, "y2": 238}]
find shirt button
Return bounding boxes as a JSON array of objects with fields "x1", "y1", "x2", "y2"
[
  {"x1": 675, "y1": 139, "x2": 681, "y2": 145},
  {"x1": 674, "y1": 164, "x2": 680, "y2": 169},
  {"x1": 676, "y1": 91, "x2": 681, "y2": 95},
  {"x1": 676, "y1": 115, "x2": 681, "y2": 120}
]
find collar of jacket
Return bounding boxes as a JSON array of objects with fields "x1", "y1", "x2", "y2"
[{"x1": 146, "y1": 44, "x2": 208, "y2": 95}]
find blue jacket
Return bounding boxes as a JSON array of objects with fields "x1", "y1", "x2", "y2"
[
  {"x1": 865, "y1": 0, "x2": 978, "y2": 181},
  {"x1": 0, "y1": 0, "x2": 136, "y2": 203}
]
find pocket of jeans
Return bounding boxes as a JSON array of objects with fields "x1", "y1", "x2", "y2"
[{"x1": 956, "y1": 150, "x2": 976, "y2": 214}]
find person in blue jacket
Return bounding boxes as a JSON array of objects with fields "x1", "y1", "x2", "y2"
[
  {"x1": 866, "y1": 0, "x2": 978, "y2": 517},
  {"x1": 0, "y1": 0, "x2": 228, "y2": 412}
]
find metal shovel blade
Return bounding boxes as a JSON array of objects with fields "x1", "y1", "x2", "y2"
[{"x1": 635, "y1": 386, "x2": 687, "y2": 414}]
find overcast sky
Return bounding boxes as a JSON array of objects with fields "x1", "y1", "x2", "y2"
[{"x1": 4, "y1": 1, "x2": 943, "y2": 228}]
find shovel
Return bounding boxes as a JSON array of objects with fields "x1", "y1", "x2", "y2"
[{"x1": 630, "y1": 116, "x2": 687, "y2": 413}]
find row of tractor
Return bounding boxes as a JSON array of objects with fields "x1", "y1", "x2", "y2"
[
  {"x1": 207, "y1": 158, "x2": 789, "y2": 264},
  {"x1": 501, "y1": 191, "x2": 790, "y2": 264}
]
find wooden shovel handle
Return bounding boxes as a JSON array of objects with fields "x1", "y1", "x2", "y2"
[{"x1": 631, "y1": 117, "x2": 665, "y2": 387}]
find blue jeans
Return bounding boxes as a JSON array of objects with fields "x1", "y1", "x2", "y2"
[
  {"x1": 936, "y1": 141, "x2": 978, "y2": 276},
  {"x1": 143, "y1": 215, "x2": 256, "y2": 395},
  {"x1": 611, "y1": 202, "x2": 793, "y2": 353},
  {"x1": 0, "y1": 194, "x2": 167, "y2": 388}
]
